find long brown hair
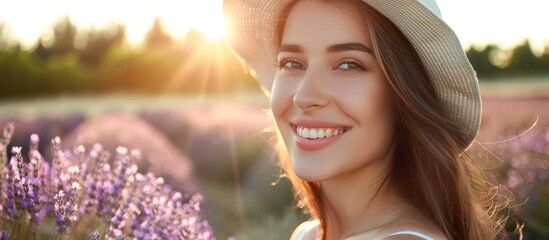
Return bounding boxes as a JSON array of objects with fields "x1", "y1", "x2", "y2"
[{"x1": 274, "y1": 0, "x2": 506, "y2": 239}]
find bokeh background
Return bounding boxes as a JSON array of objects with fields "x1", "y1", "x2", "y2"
[{"x1": 0, "y1": 0, "x2": 548, "y2": 239}]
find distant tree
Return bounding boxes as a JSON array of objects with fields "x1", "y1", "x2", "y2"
[
  {"x1": 32, "y1": 40, "x2": 49, "y2": 60},
  {"x1": 182, "y1": 30, "x2": 206, "y2": 48},
  {"x1": 507, "y1": 40, "x2": 538, "y2": 74},
  {"x1": 466, "y1": 44, "x2": 499, "y2": 77},
  {"x1": 50, "y1": 16, "x2": 78, "y2": 55},
  {"x1": 0, "y1": 23, "x2": 12, "y2": 51},
  {"x1": 144, "y1": 17, "x2": 173, "y2": 49},
  {"x1": 31, "y1": 16, "x2": 79, "y2": 60},
  {"x1": 79, "y1": 24, "x2": 126, "y2": 65},
  {"x1": 538, "y1": 44, "x2": 549, "y2": 71}
]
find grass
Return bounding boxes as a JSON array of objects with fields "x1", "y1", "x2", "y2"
[
  {"x1": 0, "y1": 92, "x2": 269, "y2": 118},
  {"x1": 480, "y1": 74, "x2": 549, "y2": 97}
]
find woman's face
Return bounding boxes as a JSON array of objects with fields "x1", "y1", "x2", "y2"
[{"x1": 271, "y1": 0, "x2": 397, "y2": 182}]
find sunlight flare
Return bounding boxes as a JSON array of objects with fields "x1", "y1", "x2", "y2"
[{"x1": 0, "y1": 0, "x2": 227, "y2": 46}]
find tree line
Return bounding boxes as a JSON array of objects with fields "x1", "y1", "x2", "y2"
[
  {"x1": 0, "y1": 17, "x2": 258, "y2": 100},
  {"x1": 0, "y1": 17, "x2": 548, "y2": 101},
  {"x1": 467, "y1": 41, "x2": 549, "y2": 78}
]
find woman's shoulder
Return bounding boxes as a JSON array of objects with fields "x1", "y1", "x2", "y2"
[
  {"x1": 347, "y1": 209, "x2": 447, "y2": 240},
  {"x1": 375, "y1": 203, "x2": 447, "y2": 240},
  {"x1": 289, "y1": 215, "x2": 446, "y2": 240},
  {"x1": 372, "y1": 216, "x2": 447, "y2": 239},
  {"x1": 290, "y1": 220, "x2": 320, "y2": 240},
  {"x1": 346, "y1": 230, "x2": 443, "y2": 240},
  {"x1": 381, "y1": 231, "x2": 436, "y2": 240}
]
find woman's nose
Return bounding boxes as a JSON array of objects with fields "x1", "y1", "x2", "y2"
[{"x1": 292, "y1": 70, "x2": 329, "y2": 111}]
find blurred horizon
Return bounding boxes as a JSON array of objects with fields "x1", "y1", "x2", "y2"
[
  {"x1": 0, "y1": 0, "x2": 226, "y2": 49},
  {"x1": 0, "y1": 11, "x2": 548, "y2": 101},
  {"x1": 0, "y1": 0, "x2": 548, "y2": 50},
  {"x1": 0, "y1": 0, "x2": 548, "y2": 101}
]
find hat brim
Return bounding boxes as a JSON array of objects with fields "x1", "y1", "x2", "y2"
[{"x1": 224, "y1": 0, "x2": 481, "y2": 147}]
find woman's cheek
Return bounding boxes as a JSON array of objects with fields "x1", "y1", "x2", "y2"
[{"x1": 270, "y1": 77, "x2": 295, "y2": 118}]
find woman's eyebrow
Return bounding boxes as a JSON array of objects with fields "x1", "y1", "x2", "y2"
[
  {"x1": 327, "y1": 43, "x2": 373, "y2": 54},
  {"x1": 279, "y1": 44, "x2": 304, "y2": 53}
]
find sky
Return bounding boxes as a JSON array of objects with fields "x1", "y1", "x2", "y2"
[{"x1": 0, "y1": 0, "x2": 548, "y2": 52}]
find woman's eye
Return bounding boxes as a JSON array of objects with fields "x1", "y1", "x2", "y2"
[
  {"x1": 336, "y1": 60, "x2": 365, "y2": 71},
  {"x1": 277, "y1": 59, "x2": 305, "y2": 70}
]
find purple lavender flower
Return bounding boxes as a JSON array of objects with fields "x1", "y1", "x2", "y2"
[
  {"x1": 27, "y1": 160, "x2": 42, "y2": 222},
  {"x1": 0, "y1": 231, "x2": 8, "y2": 240},
  {"x1": 107, "y1": 165, "x2": 138, "y2": 239},
  {"x1": 0, "y1": 122, "x2": 14, "y2": 158},
  {"x1": 108, "y1": 147, "x2": 133, "y2": 205},
  {"x1": 4, "y1": 153, "x2": 23, "y2": 220},
  {"x1": 90, "y1": 231, "x2": 100, "y2": 240},
  {"x1": 54, "y1": 182, "x2": 80, "y2": 233},
  {"x1": 1, "y1": 124, "x2": 216, "y2": 239}
]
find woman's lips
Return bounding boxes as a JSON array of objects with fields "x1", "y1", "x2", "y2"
[
  {"x1": 294, "y1": 132, "x2": 345, "y2": 151},
  {"x1": 290, "y1": 120, "x2": 351, "y2": 151}
]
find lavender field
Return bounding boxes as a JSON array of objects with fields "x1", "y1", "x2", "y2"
[
  {"x1": 0, "y1": 84, "x2": 548, "y2": 239},
  {"x1": 474, "y1": 94, "x2": 549, "y2": 239}
]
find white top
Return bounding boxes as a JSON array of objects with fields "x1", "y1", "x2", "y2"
[
  {"x1": 384, "y1": 231, "x2": 435, "y2": 240},
  {"x1": 291, "y1": 221, "x2": 436, "y2": 240},
  {"x1": 290, "y1": 221, "x2": 319, "y2": 240}
]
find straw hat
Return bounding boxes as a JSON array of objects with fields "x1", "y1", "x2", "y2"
[{"x1": 224, "y1": 0, "x2": 481, "y2": 147}]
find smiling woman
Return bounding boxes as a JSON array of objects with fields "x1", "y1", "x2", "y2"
[
  {"x1": 224, "y1": 0, "x2": 514, "y2": 239},
  {"x1": 0, "y1": 0, "x2": 226, "y2": 47}
]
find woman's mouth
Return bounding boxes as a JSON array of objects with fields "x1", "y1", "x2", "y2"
[
  {"x1": 290, "y1": 124, "x2": 352, "y2": 151},
  {"x1": 294, "y1": 126, "x2": 351, "y2": 139}
]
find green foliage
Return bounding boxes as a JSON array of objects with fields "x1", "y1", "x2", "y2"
[
  {"x1": 79, "y1": 24, "x2": 126, "y2": 65},
  {"x1": 0, "y1": 46, "x2": 87, "y2": 99},
  {"x1": 504, "y1": 40, "x2": 546, "y2": 75},
  {"x1": 0, "y1": 17, "x2": 259, "y2": 101},
  {"x1": 466, "y1": 45, "x2": 501, "y2": 75},
  {"x1": 144, "y1": 17, "x2": 173, "y2": 50},
  {"x1": 466, "y1": 40, "x2": 549, "y2": 78},
  {"x1": 0, "y1": 23, "x2": 12, "y2": 51},
  {"x1": 50, "y1": 16, "x2": 78, "y2": 55},
  {"x1": 1, "y1": 16, "x2": 548, "y2": 101}
]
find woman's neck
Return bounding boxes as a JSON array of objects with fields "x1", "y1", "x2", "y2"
[{"x1": 319, "y1": 158, "x2": 404, "y2": 239}]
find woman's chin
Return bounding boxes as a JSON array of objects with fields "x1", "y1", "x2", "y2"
[{"x1": 292, "y1": 161, "x2": 333, "y2": 182}]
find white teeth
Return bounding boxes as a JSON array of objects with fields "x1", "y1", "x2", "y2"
[
  {"x1": 302, "y1": 128, "x2": 310, "y2": 138},
  {"x1": 318, "y1": 129, "x2": 325, "y2": 138},
  {"x1": 310, "y1": 129, "x2": 318, "y2": 139},
  {"x1": 296, "y1": 126, "x2": 347, "y2": 139},
  {"x1": 326, "y1": 128, "x2": 333, "y2": 137}
]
